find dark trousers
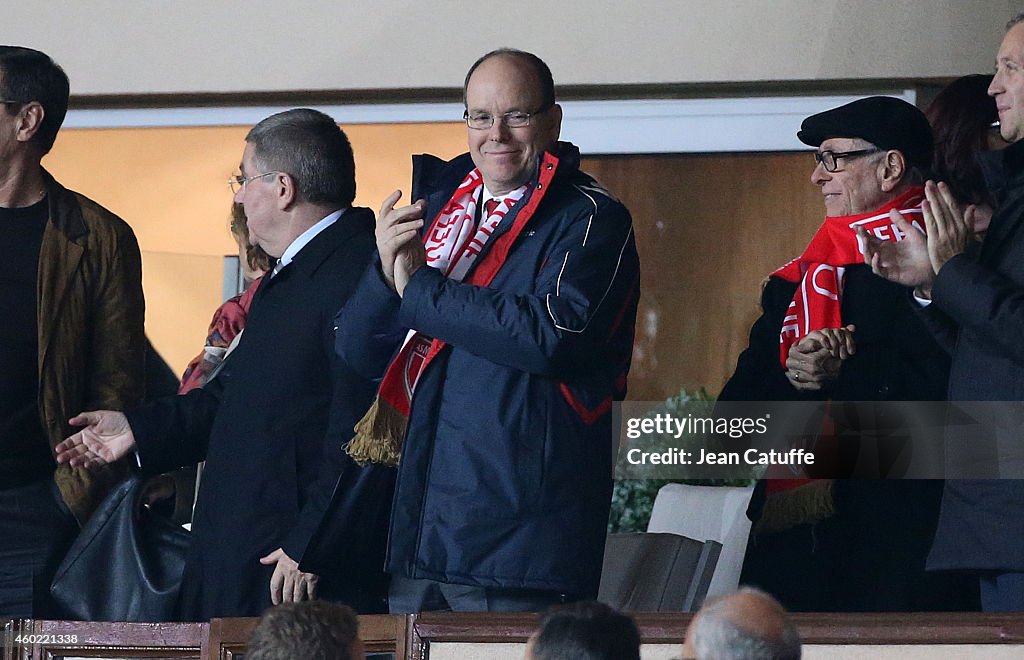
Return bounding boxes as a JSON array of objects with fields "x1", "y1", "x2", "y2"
[
  {"x1": 980, "y1": 572, "x2": 1024, "y2": 612},
  {"x1": 388, "y1": 575, "x2": 568, "y2": 614},
  {"x1": 0, "y1": 478, "x2": 79, "y2": 618}
]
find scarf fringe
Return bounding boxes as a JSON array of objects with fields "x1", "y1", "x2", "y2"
[
  {"x1": 344, "y1": 396, "x2": 407, "y2": 467},
  {"x1": 753, "y1": 479, "x2": 835, "y2": 535}
]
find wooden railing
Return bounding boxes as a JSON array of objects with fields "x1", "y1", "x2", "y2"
[
  {"x1": 4, "y1": 612, "x2": 1024, "y2": 660},
  {"x1": 3, "y1": 618, "x2": 207, "y2": 659}
]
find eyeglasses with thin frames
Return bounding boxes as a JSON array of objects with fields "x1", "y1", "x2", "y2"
[
  {"x1": 463, "y1": 104, "x2": 552, "y2": 130},
  {"x1": 228, "y1": 171, "x2": 278, "y2": 194},
  {"x1": 813, "y1": 148, "x2": 883, "y2": 173}
]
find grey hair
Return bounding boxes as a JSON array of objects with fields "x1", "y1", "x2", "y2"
[
  {"x1": 690, "y1": 588, "x2": 801, "y2": 660},
  {"x1": 854, "y1": 138, "x2": 929, "y2": 186},
  {"x1": 245, "y1": 108, "x2": 356, "y2": 207},
  {"x1": 1008, "y1": 12, "x2": 1024, "y2": 30}
]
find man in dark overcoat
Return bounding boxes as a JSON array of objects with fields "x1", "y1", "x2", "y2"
[
  {"x1": 862, "y1": 12, "x2": 1024, "y2": 611},
  {"x1": 56, "y1": 109, "x2": 391, "y2": 620}
]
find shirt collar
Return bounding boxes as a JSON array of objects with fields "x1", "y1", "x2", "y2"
[
  {"x1": 481, "y1": 184, "x2": 527, "y2": 205},
  {"x1": 274, "y1": 208, "x2": 346, "y2": 275}
]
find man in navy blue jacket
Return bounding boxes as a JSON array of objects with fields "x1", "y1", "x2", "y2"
[{"x1": 336, "y1": 49, "x2": 640, "y2": 612}]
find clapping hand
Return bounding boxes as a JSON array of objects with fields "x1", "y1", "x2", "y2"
[
  {"x1": 858, "y1": 208, "x2": 934, "y2": 289},
  {"x1": 376, "y1": 190, "x2": 426, "y2": 296},
  {"x1": 921, "y1": 180, "x2": 973, "y2": 274}
]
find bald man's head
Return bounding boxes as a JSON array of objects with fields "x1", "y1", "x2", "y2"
[{"x1": 683, "y1": 588, "x2": 801, "y2": 660}]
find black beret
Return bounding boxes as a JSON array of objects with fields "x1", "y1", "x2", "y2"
[{"x1": 797, "y1": 96, "x2": 933, "y2": 168}]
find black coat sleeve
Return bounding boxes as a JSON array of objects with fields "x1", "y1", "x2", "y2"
[
  {"x1": 719, "y1": 278, "x2": 822, "y2": 402},
  {"x1": 127, "y1": 387, "x2": 221, "y2": 475},
  {"x1": 933, "y1": 252, "x2": 1024, "y2": 367}
]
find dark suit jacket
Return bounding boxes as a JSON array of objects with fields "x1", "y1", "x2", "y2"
[
  {"x1": 127, "y1": 208, "x2": 393, "y2": 620},
  {"x1": 927, "y1": 139, "x2": 1024, "y2": 572}
]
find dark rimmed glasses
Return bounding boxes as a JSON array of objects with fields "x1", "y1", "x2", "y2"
[{"x1": 813, "y1": 148, "x2": 883, "y2": 173}]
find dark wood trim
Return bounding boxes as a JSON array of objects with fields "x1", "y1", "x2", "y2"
[
  {"x1": 26, "y1": 619, "x2": 206, "y2": 659},
  {"x1": 202, "y1": 618, "x2": 256, "y2": 660},
  {"x1": 3, "y1": 619, "x2": 31, "y2": 660},
  {"x1": 408, "y1": 611, "x2": 1024, "y2": 658},
  {"x1": 789, "y1": 613, "x2": 1024, "y2": 645},
  {"x1": 399, "y1": 613, "x2": 415, "y2": 658},
  {"x1": 408, "y1": 612, "x2": 687, "y2": 657},
  {"x1": 7, "y1": 611, "x2": 1024, "y2": 660},
  {"x1": 201, "y1": 614, "x2": 409, "y2": 660},
  {"x1": 68, "y1": 88, "x2": 460, "y2": 110},
  {"x1": 359, "y1": 614, "x2": 412, "y2": 660},
  {"x1": 67, "y1": 78, "x2": 958, "y2": 111},
  {"x1": 412, "y1": 612, "x2": 538, "y2": 643}
]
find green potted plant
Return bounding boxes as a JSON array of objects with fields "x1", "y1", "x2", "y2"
[{"x1": 608, "y1": 388, "x2": 752, "y2": 533}]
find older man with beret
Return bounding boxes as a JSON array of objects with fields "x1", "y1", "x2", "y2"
[{"x1": 720, "y1": 97, "x2": 976, "y2": 611}]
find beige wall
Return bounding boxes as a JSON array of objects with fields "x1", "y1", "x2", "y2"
[
  {"x1": 20, "y1": 1, "x2": 1018, "y2": 384},
  {"x1": 43, "y1": 122, "x2": 467, "y2": 375},
  {"x1": 10, "y1": 1, "x2": 1016, "y2": 97}
]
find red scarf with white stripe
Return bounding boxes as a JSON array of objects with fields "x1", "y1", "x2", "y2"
[
  {"x1": 345, "y1": 168, "x2": 528, "y2": 466},
  {"x1": 772, "y1": 187, "x2": 925, "y2": 367},
  {"x1": 423, "y1": 169, "x2": 525, "y2": 281},
  {"x1": 761, "y1": 187, "x2": 925, "y2": 508},
  {"x1": 387, "y1": 170, "x2": 526, "y2": 405}
]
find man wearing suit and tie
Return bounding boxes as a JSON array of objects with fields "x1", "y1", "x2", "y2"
[{"x1": 56, "y1": 109, "x2": 392, "y2": 620}]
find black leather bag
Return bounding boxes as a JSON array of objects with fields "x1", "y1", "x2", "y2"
[{"x1": 50, "y1": 474, "x2": 190, "y2": 622}]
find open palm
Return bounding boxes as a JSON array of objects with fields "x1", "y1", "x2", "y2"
[{"x1": 55, "y1": 410, "x2": 136, "y2": 468}]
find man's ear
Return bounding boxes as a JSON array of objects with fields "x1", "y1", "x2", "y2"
[
  {"x1": 879, "y1": 149, "x2": 907, "y2": 192},
  {"x1": 548, "y1": 103, "x2": 563, "y2": 143},
  {"x1": 15, "y1": 102, "x2": 44, "y2": 144},
  {"x1": 276, "y1": 171, "x2": 297, "y2": 210}
]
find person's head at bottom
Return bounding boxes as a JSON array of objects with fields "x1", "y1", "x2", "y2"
[
  {"x1": 682, "y1": 587, "x2": 801, "y2": 660},
  {"x1": 525, "y1": 600, "x2": 640, "y2": 660},
  {"x1": 246, "y1": 600, "x2": 364, "y2": 660}
]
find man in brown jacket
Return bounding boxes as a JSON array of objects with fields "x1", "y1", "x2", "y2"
[{"x1": 0, "y1": 45, "x2": 145, "y2": 617}]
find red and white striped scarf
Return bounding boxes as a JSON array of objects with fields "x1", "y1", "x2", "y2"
[
  {"x1": 759, "y1": 187, "x2": 926, "y2": 520},
  {"x1": 397, "y1": 170, "x2": 526, "y2": 397},
  {"x1": 345, "y1": 169, "x2": 526, "y2": 466},
  {"x1": 772, "y1": 187, "x2": 925, "y2": 367},
  {"x1": 423, "y1": 168, "x2": 525, "y2": 281}
]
